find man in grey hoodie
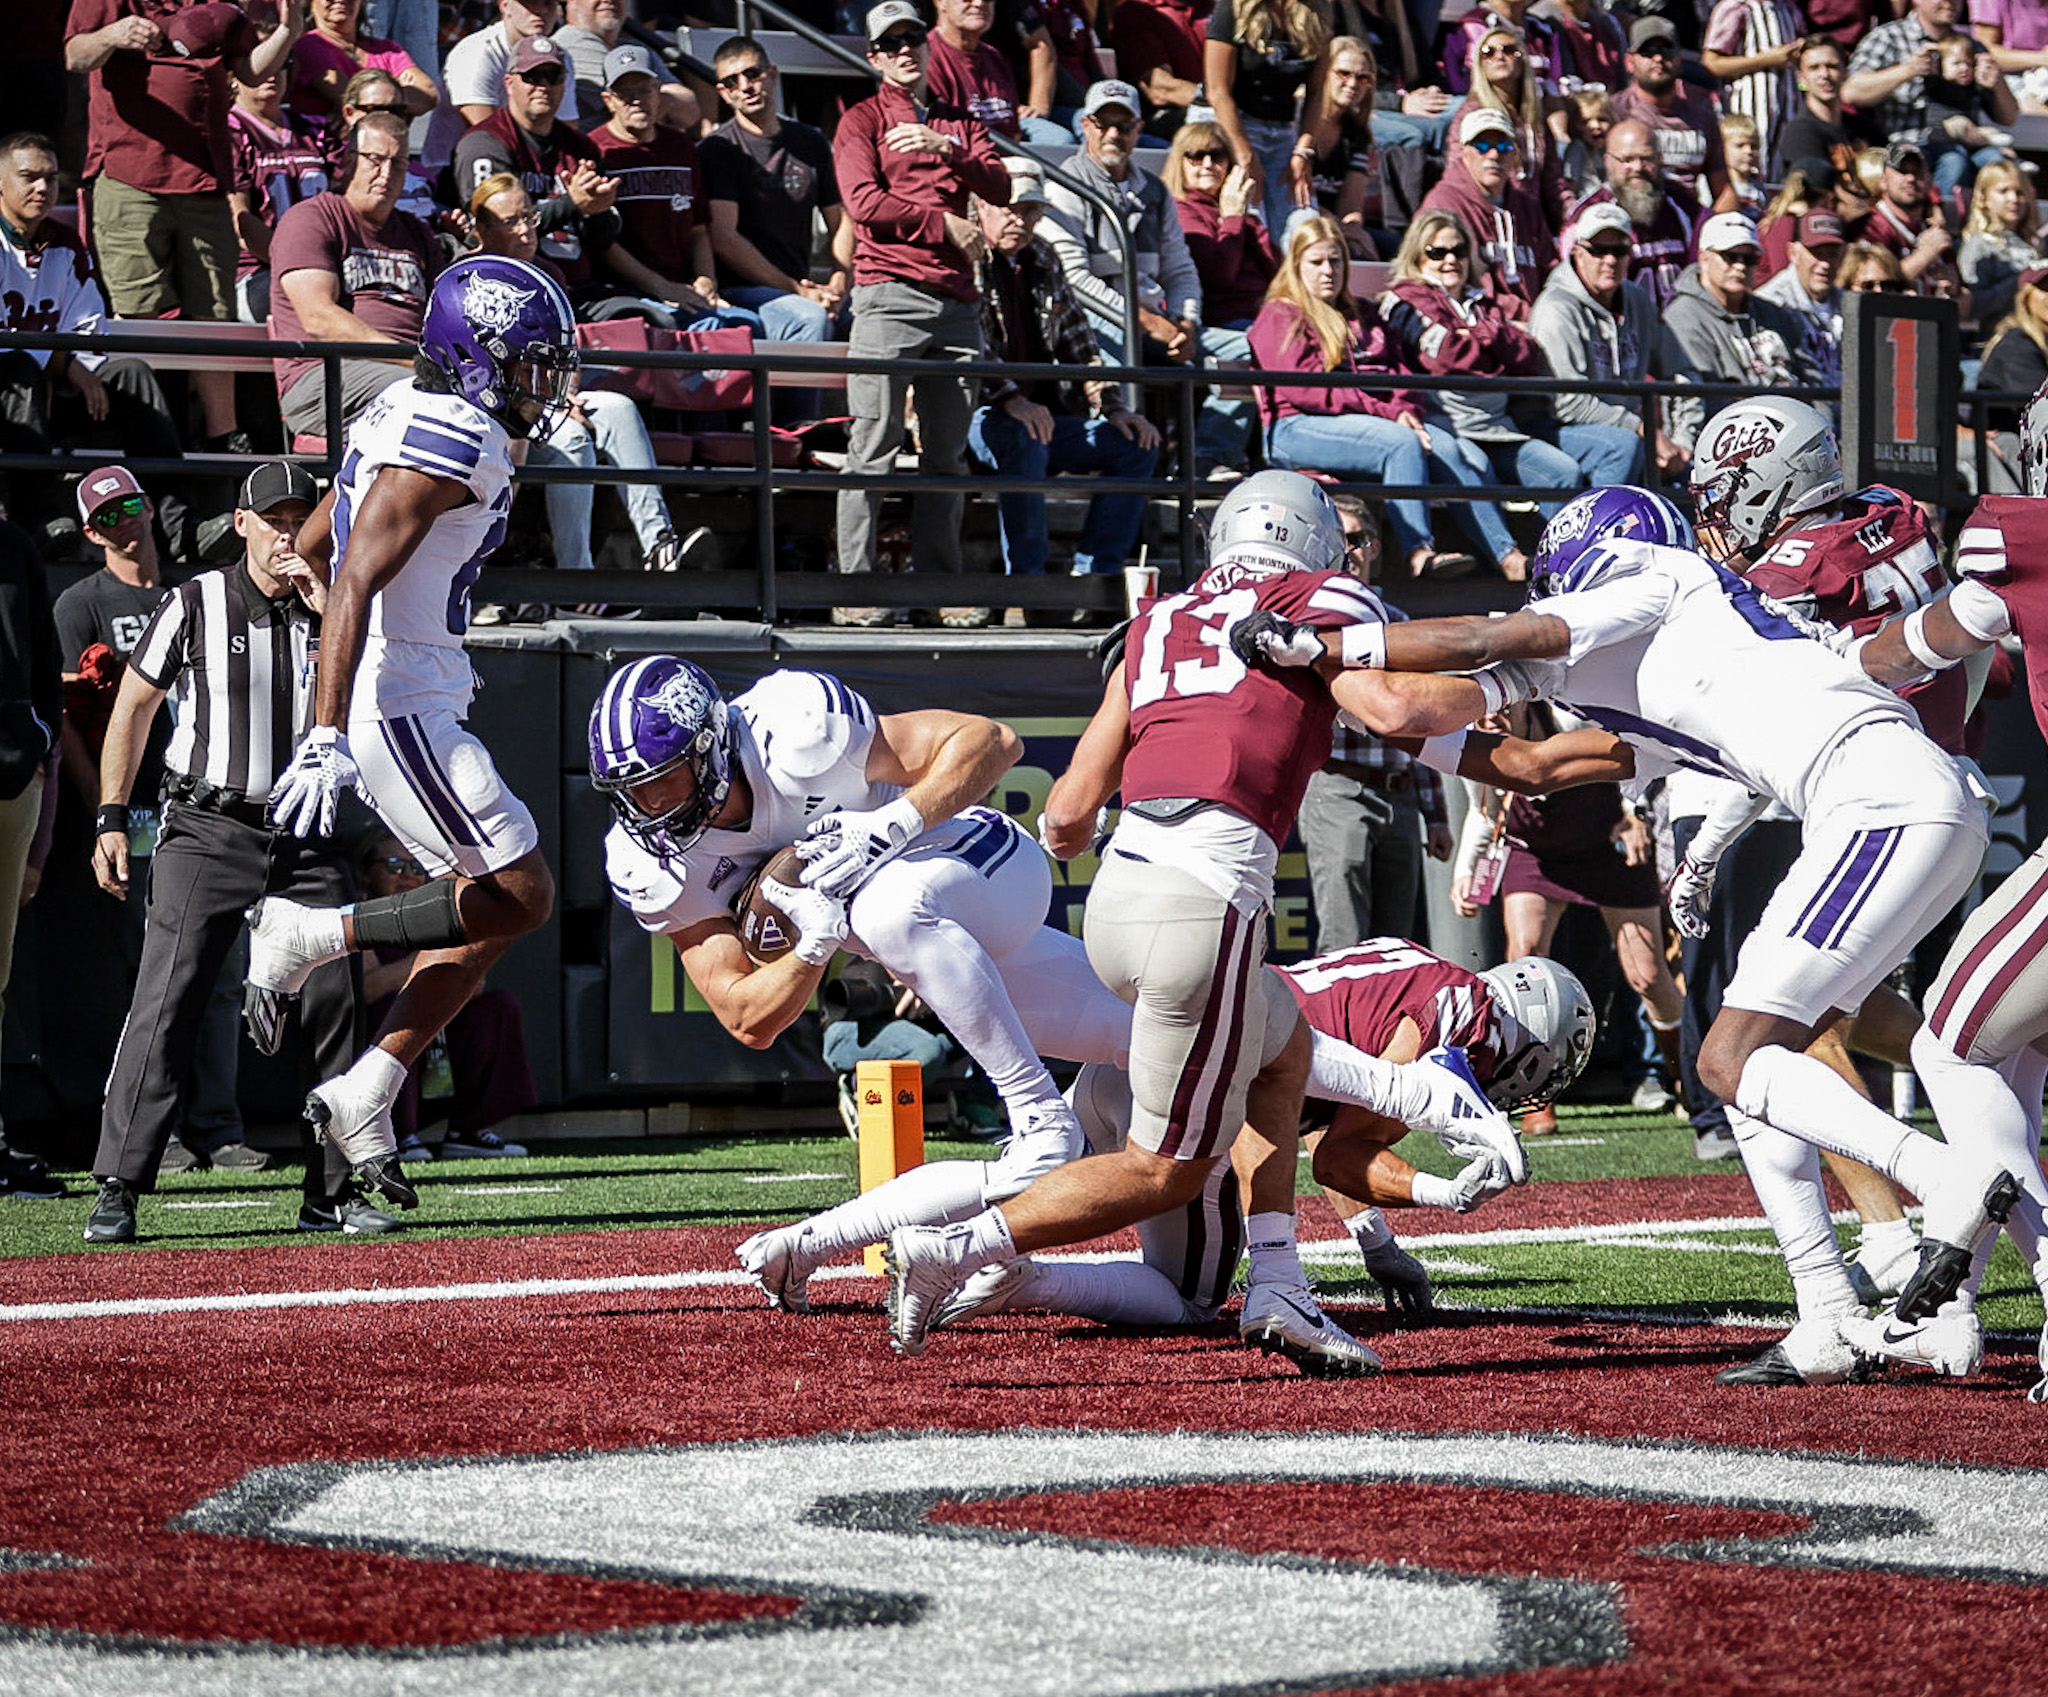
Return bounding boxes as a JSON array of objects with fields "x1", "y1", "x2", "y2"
[
  {"x1": 1659, "y1": 210, "x2": 1822, "y2": 454},
  {"x1": 1528, "y1": 200, "x2": 1688, "y2": 481}
]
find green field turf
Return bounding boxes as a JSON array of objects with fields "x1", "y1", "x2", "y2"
[{"x1": 12, "y1": 1105, "x2": 2042, "y2": 1338}]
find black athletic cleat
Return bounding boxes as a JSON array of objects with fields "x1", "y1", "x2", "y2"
[
  {"x1": 1895, "y1": 1170, "x2": 2023, "y2": 1322},
  {"x1": 348, "y1": 1153, "x2": 418, "y2": 1212},
  {"x1": 1714, "y1": 1316, "x2": 1884, "y2": 1386},
  {"x1": 83, "y1": 1178, "x2": 137, "y2": 1244},
  {"x1": 0, "y1": 1148, "x2": 65, "y2": 1200},
  {"x1": 297, "y1": 1193, "x2": 402, "y2": 1234}
]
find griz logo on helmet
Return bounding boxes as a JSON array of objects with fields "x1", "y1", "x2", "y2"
[{"x1": 1702, "y1": 413, "x2": 1786, "y2": 470}]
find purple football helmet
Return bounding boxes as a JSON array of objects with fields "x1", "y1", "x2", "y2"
[
  {"x1": 589, "y1": 657, "x2": 736, "y2": 856},
  {"x1": 1528, "y1": 485, "x2": 1696, "y2": 599},
  {"x1": 418, "y1": 255, "x2": 578, "y2": 437}
]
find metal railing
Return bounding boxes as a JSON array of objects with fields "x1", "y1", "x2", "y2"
[{"x1": 7, "y1": 324, "x2": 2027, "y2": 619}]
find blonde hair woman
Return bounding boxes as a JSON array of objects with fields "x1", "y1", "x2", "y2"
[
  {"x1": 1205, "y1": 0, "x2": 1334, "y2": 235},
  {"x1": 1247, "y1": 215, "x2": 1474, "y2": 575},
  {"x1": 1446, "y1": 20, "x2": 1559, "y2": 223},
  {"x1": 1167, "y1": 120, "x2": 1279, "y2": 328},
  {"x1": 1284, "y1": 36, "x2": 1385, "y2": 255},
  {"x1": 1960, "y1": 159, "x2": 2043, "y2": 325}
]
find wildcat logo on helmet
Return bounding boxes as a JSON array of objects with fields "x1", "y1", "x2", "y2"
[
  {"x1": 646, "y1": 669, "x2": 715, "y2": 734},
  {"x1": 463, "y1": 272, "x2": 537, "y2": 342},
  {"x1": 1539, "y1": 493, "x2": 1598, "y2": 549}
]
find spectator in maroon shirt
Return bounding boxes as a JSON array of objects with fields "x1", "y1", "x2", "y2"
[
  {"x1": 1166, "y1": 119, "x2": 1278, "y2": 326},
  {"x1": 65, "y1": 0, "x2": 306, "y2": 452},
  {"x1": 1852, "y1": 136, "x2": 1969, "y2": 303},
  {"x1": 831, "y1": 0, "x2": 1008, "y2": 617},
  {"x1": 1417, "y1": 107, "x2": 1555, "y2": 305},
  {"x1": 1610, "y1": 16, "x2": 1737, "y2": 210},
  {"x1": 1563, "y1": 117, "x2": 1697, "y2": 308},
  {"x1": 452, "y1": 33, "x2": 619, "y2": 295},
  {"x1": 926, "y1": 0, "x2": 1069, "y2": 142},
  {"x1": 1111, "y1": 0, "x2": 1205, "y2": 140},
  {"x1": 228, "y1": 34, "x2": 333, "y2": 321},
  {"x1": 268, "y1": 110, "x2": 442, "y2": 438},
  {"x1": 586, "y1": 43, "x2": 734, "y2": 328}
]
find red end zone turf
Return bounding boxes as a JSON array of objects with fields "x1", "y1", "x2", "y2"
[{"x1": 3, "y1": 1207, "x2": 2045, "y2": 1695}]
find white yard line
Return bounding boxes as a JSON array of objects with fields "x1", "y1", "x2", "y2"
[
  {"x1": 1, "y1": 1208, "x2": 1844, "y2": 1325},
  {"x1": 161, "y1": 1200, "x2": 277, "y2": 1211}
]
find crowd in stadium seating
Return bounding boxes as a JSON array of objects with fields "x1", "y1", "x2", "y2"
[{"x1": 7, "y1": 0, "x2": 2048, "y2": 602}]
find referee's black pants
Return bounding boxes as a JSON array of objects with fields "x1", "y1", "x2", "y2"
[{"x1": 93, "y1": 801, "x2": 361, "y2": 1203}]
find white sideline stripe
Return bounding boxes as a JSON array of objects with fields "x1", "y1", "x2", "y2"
[
  {"x1": 448, "y1": 1185, "x2": 563, "y2": 1195},
  {"x1": 742, "y1": 1172, "x2": 843, "y2": 1184},
  {"x1": 162, "y1": 1200, "x2": 276, "y2": 1211},
  {"x1": 0, "y1": 1209, "x2": 1856, "y2": 1325}
]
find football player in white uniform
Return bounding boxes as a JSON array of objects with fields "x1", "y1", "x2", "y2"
[
  {"x1": 239, "y1": 255, "x2": 580, "y2": 1209},
  {"x1": 1234, "y1": 485, "x2": 2023, "y2": 1387}
]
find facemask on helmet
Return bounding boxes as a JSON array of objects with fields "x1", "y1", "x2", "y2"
[
  {"x1": 1478, "y1": 956, "x2": 1596, "y2": 1110},
  {"x1": 1688, "y1": 398, "x2": 1844, "y2": 563},
  {"x1": 417, "y1": 255, "x2": 581, "y2": 439}
]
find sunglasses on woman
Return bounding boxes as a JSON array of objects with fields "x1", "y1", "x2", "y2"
[
  {"x1": 1423, "y1": 243, "x2": 1468, "y2": 261},
  {"x1": 1184, "y1": 147, "x2": 1229, "y2": 164},
  {"x1": 1480, "y1": 42, "x2": 1523, "y2": 58}
]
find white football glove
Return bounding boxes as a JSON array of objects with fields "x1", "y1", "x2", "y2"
[
  {"x1": 797, "y1": 795, "x2": 924, "y2": 898},
  {"x1": 1410, "y1": 1154, "x2": 1514, "y2": 1215},
  {"x1": 1228, "y1": 609, "x2": 1325, "y2": 669},
  {"x1": 1665, "y1": 855, "x2": 1718, "y2": 941},
  {"x1": 268, "y1": 726, "x2": 362, "y2": 840},
  {"x1": 1359, "y1": 1239, "x2": 1434, "y2": 1319},
  {"x1": 759, "y1": 876, "x2": 849, "y2": 965}
]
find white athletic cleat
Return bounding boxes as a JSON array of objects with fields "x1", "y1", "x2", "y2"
[
  {"x1": 1004, "y1": 1099, "x2": 1088, "y2": 1162},
  {"x1": 244, "y1": 897, "x2": 349, "y2": 1056},
  {"x1": 883, "y1": 1223, "x2": 975, "y2": 1357},
  {"x1": 1897, "y1": 1162, "x2": 2023, "y2": 1322},
  {"x1": 1845, "y1": 1231, "x2": 1922, "y2": 1307},
  {"x1": 1714, "y1": 1313, "x2": 1881, "y2": 1387},
  {"x1": 930, "y1": 1258, "x2": 1042, "y2": 1330},
  {"x1": 1239, "y1": 1281, "x2": 1382, "y2": 1378},
  {"x1": 1415, "y1": 1046, "x2": 1527, "y2": 1183},
  {"x1": 1840, "y1": 1300, "x2": 1984, "y2": 1379},
  {"x1": 304, "y1": 1074, "x2": 414, "y2": 1210},
  {"x1": 735, "y1": 1222, "x2": 828, "y2": 1315},
  {"x1": 2030, "y1": 1319, "x2": 2048, "y2": 1406}
]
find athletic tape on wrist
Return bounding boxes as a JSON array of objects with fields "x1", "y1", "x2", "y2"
[
  {"x1": 1901, "y1": 607, "x2": 1945, "y2": 672},
  {"x1": 1339, "y1": 621, "x2": 1387, "y2": 669}
]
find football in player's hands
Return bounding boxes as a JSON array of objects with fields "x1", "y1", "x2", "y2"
[
  {"x1": 1228, "y1": 609, "x2": 1325, "y2": 669},
  {"x1": 732, "y1": 845, "x2": 811, "y2": 964}
]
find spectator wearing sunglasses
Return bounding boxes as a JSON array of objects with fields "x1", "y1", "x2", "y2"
[
  {"x1": 1442, "y1": 22, "x2": 1570, "y2": 233},
  {"x1": 424, "y1": 0, "x2": 574, "y2": 174},
  {"x1": 1753, "y1": 207, "x2": 1845, "y2": 391},
  {"x1": 1380, "y1": 207, "x2": 1589, "y2": 580},
  {"x1": 701, "y1": 37, "x2": 854, "y2": 349},
  {"x1": 1437, "y1": 0, "x2": 1566, "y2": 101},
  {"x1": 830, "y1": 0, "x2": 1009, "y2": 615},
  {"x1": 1610, "y1": 15, "x2": 1737, "y2": 212},
  {"x1": 1659, "y1": 211, "x2": 1819, "y2": 454},
  {"x1": 0, "y1": 133, "x2": 186, "y2": 559},
  {"x1": 453, "y1": 35, "x2": 619, "y2": 295},
  {"x1": 1166, "y1": 120, "x2": 1279, "y2": 327},
  {"x1": 1530, "y1": 198, "x2": 1686, "y2": 482},
  {"x1": 1416, "y1": 108, "x2": 1554, "y2": 306}
]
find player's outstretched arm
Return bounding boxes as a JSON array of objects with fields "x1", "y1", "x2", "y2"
[
  {"x1": 1441, "y1": 727, "x2": 1635, "y2": 794},
  {"x1": 867, "y1": 708, "x2": 1023, "y2": 825},
  {"x1": 1382, "y1": 610, "x2": 1572, "y2": 672},
  {"x1": 1331, "y1": 669, "x2": 1491, "y2": 738},
  {"x1": 313, "y1": 466, "x2": 472, "y2": 731},
  {"x1": 674, "y1": 917, "x2": 833, "y2": 1050},
  {"x1": 1857, "y1": 585, "x2": 2001, "y2": 687},
  {"x1": 1043, "y1": 665, "x2": 1131, "y2": 859}
]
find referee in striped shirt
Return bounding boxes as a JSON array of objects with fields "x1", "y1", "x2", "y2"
[{"x1": 82, "y1": 464, "x2": 377, "y2": 1244}]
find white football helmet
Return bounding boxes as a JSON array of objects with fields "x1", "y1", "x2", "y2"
[
  {"x1": 1478, "y1": 956, "x2": 1597, "y2": 1110},
  {"x1": 1689, "y1": 397, "x2": 1844, "y2": 561},
  {"x1": 1203, "y1": 470, "x2": 1346, "y2": 575},
  {"x1": 2020, "y1": 379, "x2": 2048, "y2": 497}
]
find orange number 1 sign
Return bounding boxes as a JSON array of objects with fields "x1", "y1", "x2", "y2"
[{"x1": 1886, "y1": 317, "x2": 1919, "y2": 443}]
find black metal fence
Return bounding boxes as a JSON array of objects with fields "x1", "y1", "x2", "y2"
[{"x1": 5, "y1": 326, "x2": 2030, "y2": 618}]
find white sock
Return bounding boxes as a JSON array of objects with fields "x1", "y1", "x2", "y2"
[
  {"x1": 1409, "y1": 1172, "x2": 1461, "y2": 1211},
  {"x1": 793, "y1": 1161, "x2": 993, "y2": 1257},
  {"x1": 1244, "y1": 1210, "x2": 1306, "y2": 1287},
  {"x1": 1735, "y1": 1044, "x2": 1946, "y2": 1199},
  {"x1": 1345, "y1": 1206, "x2": 1394, "y2": 1254},
  {"x1": 350, "y1": 1045, "x2": 410, "y2": 1109},
  {"x1": 1308, "y1": 1030, "x2": 1424, "y2": 1121},
  {"x1": 1026, "y1": 1259, "x2": 1202, "y2": 1326},
  {"x1": 1729, "y1": 1108, "x2": 1860, "y2": 1322},
  {"x1": 1857, "y1": 1215, "x2": 1917, "y2": 1262},
  {"x1": 961, "y1": 1207, "x2": 1016, "y2": 1276},
  {"x1": 1913, "y1": 1026, "x2": 2048, "y2": 1237}
]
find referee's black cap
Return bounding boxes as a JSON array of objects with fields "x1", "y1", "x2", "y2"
[{"x1": 237, "y1": 461, "x2": 320, "y2": 515}]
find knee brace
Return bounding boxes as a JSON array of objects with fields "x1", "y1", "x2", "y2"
[{"x1": 350, "y1": 879, "x2": 466, "y2": 951}]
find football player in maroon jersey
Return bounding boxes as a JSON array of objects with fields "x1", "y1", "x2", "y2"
[
  {"x1": 881, "y1": 471, "x2": 1524, "y2": 1372},
  {"x1": 1842, "y1": 388, "x2": 2048, "y2": 1393}
]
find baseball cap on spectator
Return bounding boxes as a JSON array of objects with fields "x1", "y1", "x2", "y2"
[
  {"x1": 510, "y1": 36, "x2": 567, "y2": 75},
  {"x1": 1082, "y1": 79, "x2": 1142, "y2": 121},
  {"x1": 1796, "y1": 210, "x2": 1846, "y2": 248},
  {"x1": 160, "y1": 2, "x2": 246, "y2": 58},
  {"x1": 1698, "y1": 212, "x2": 1762, "y2": 253},
  {"x1": 866, "y1": 0, "x2": 923, "y2": 43},
  {"x1": 237, "y1": 462, "x2": 319, "y2": 515},
  {"x1": 1627, "y1": 15, "x2": 1680, "y2": 52},
  {"x1": 1459, "y1": 107, "x2": 1516, "y2": 146},
  {"x1": 603, "y1": 44, "x2": 664, "y2": 87},
  {"x1": 76, "y1": 466, "x2": 145, "y2": 528},
  {"x1": 1789, "y1": 155, "x2": 1838, "y2": 191},
  {"x1": 2018, "y1": 264, "x2": 2048, "y2": 296},
  {"x1": 1003, "y1": 155, "x2": 1050, "y2": 205},
  {"x1": 1885, "y1": 139, "x2": 1928, "y2": 171},
  {"x1": 1571, "y1": 201, "x2": 1634, "y2": 245}
]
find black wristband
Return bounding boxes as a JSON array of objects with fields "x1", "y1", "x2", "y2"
[{"x1": 96, "y1": 805, "x2": 130, "y2": 837}]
